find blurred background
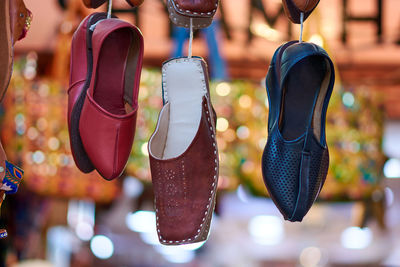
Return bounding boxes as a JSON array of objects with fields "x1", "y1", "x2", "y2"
[{"x1": 1, "y1": 0, "x2": 400, "y2": 266}]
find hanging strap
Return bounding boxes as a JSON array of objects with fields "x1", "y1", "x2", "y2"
[
  {"x1": 299, "y1": 12, "x2": 304, "y2": 43},
  {"x1": 107, "y1": 0, "x2": 113, "y2": 19},
  {"x1": 188, "y1": 18, "x2": 193, "y2": 58}
]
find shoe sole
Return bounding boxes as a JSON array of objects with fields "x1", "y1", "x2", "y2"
[
  {"x1": 0, "y1": 0, "x2": 13, "y2": 102},
  {"x1": 69, "y1": 13, "x2": 107, "y2": 173},
  {"x1": 167, "y1": 0, "x2": 213, "y2": 29}
]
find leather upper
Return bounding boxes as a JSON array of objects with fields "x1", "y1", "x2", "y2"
[
  {"x1": 149, "y1": 58, "x2": 218, "y2": 244},
  {"x1": 171, "y1": 0, "x2": 218, "y2": 16},
  {"x1": 280, "y1": 42, "x2": 331, "y2": 87},
  {"x1": 262, "y1": 41, "x2": 335, "y2": 222},
  {"x1": 266, "y1": 40, "x2": 298, "y2": 133},
  {"x1": 150, "y1": 98, "x2": 218, "y2": 243},
  {"x1": 68, "y1": 13, "x2": 109, "y2": 174},
  {"x1": 79, "y1": 19, "x2": 143, "y2": 180},
  {"x1": 68, "y1": 15, "x2": 91, "y2": 126},
  {"x1": 263, "y1": 126, "x2": 329, "y2": 221},
  {"x1": 80, "y1": 98, "x2": 138, "y2": 180}
]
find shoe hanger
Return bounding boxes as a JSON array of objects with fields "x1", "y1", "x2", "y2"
[
  {"x1": 188, "y1": 18, "x2": 193, "y2": 58},
  {"x1": 107, "y1": 0, "x2": 113, "y2": 19},
  {"x1": 89, "y1": 0, "x2": 113, "y2": 32},
  {"x1": 299, "y1": 12, "x2": 304, "y2": 43}
]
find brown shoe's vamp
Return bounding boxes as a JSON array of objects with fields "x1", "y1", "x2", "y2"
[{"x1": 150, "y1": 99, "x2": 218, "y2": 244}]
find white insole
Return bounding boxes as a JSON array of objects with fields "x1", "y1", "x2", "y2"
[{"x1": 162, "y1": 58, "x2": 207, "y2": 159}]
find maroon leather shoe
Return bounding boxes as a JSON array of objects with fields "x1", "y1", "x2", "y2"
[
  {"x1": 79, "y1": 19, "x2": 143, "y2": 180},
  {"x1": 282, "y1": 0, "x2": 320, "y2": 24},
  {"x1": 167, "y1": 0, "x2": 218, "y2": 29},
  {"x1": 0, "y1": 0, "x2": 32, "y2": 101},
  {"x1": 148, "y1": 57, "x2": 219, "y2": 245},
  {"x1": 68, "y1": 13, "x2": 108, "y2": 173},
  {"x1": 82, "y1": 0, "x2": 107, "y2": 9}
]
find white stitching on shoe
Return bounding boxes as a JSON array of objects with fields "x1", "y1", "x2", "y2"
[
  {"x1": 173, "y1": 0, "x2": 217, "y2": 15},
  {"x1": 156, "y1": 58, "x2": 218, "y2": 245}
]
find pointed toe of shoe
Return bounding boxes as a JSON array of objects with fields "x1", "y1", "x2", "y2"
[
  {"x1": 262, "y1": 132, "x2": 329, "y2": 222},
  {"x1": 153, "y1": 192, "x2": 212, "y2": 244},
  {"x1": 79, "y1": 94, "x2": 137, "y2": 180},
  {"x1": 263, "y1": 41, "x2": 334, "y2": 221},
  {"x1": 150, "y1": 151, "x2": 217, "y2": 244},
  {"x1": 261, "y1": 133, "x2": 303, "y2": 221},
  {"x1": 149, "y1": 97, "x2": 218, "y2": 245}
]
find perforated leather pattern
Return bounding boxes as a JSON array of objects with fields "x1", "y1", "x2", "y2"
[
  {"x1": 262, "y1": 130, "x2": 329, "y2": 221},
  {"x1": 262, "y1": 132, "x2": 302, "y2": 217},
  {"x1": 305, "y1": 140, "x2": 329, "y2": 212}
]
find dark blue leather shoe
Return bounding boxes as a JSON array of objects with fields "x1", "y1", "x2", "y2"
[{"x1": 262, "y1": 41, "x2": 335, "y2": 222}]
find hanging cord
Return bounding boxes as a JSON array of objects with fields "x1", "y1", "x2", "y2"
[
  {"x1": 188, "y1": 18, "x2": 193, "y2": 58},
  {"x1": 299, "y1": 12, "x2": 304, "y2": 43},
  {"x1": 107, "y1": 0, "x2": 113, "y2": 19}
]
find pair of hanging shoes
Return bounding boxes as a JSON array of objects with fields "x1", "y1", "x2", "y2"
[
  {"x1": 262, "y1": 41, "x2": 335, "y2": 222},
  {"x1": 0, "y1": 0, "x2": 32, "y2": 101},
  {"x1": 167, "y1": 0, "x2": 219, "y2": 29},
  {"x1": 148, "y1": 57, "x2": 219, "y2": 245},
  {"x1": 83, "y1": 0, "x2": 143, "y2": 9},
  {"x1": 68, "y1": 13, "x2": 144, "y2": 180}
]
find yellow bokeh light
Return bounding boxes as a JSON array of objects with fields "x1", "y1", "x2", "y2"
[
  {"x1": 216, "y1": 82, "x2": 231, "y2": 96},
  {"x1": 217, "y1": 118, "x2": 229, "y2": 132},
  {"x1": 224, "y1": 129, "x2": 236, "y2": 142},
  {"x1": 239, "y1": 95, "x2": 252, "y2": 109},
  {"x1": 141, "y1": 142, "x2": 149, "y2": 156},
  {"x1": 308, "y1": 34, "x2": 324, "y2": 47}
]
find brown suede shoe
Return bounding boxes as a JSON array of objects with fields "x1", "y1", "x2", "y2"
[
  {"x1": 167, "y1": 0, "x2": 218, "y2": 29},
  {"x1": 148, "y1": 57, "x2": 218, "y2": 245},
  {"x1": 282, "y1": 0, "x2": 320, "y2": 24},
  {"x1": 0, "y1": 0, "x2": 32, "y2": 101}
]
